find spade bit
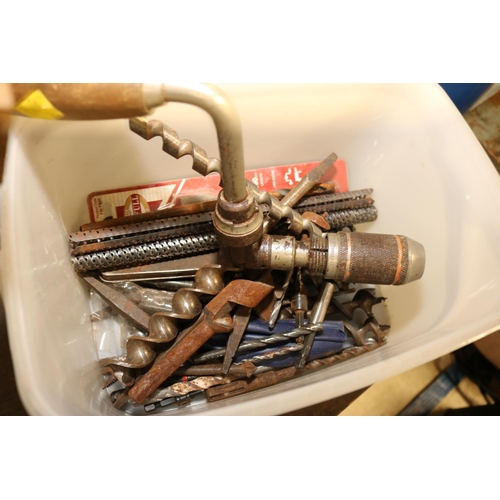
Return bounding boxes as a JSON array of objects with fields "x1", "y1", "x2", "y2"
[{"x1": 128, "y1": 279, "x2": 274, "y2": 404}]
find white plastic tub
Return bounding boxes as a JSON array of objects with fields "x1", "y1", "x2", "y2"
[{"x1": 3, "y1": 83, "x2": 500, "y2": 416}]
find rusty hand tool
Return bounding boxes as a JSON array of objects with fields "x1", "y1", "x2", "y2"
[
  {"x1": 128, "y1": 280, "x2": 274, "y2": 404},
  {"x1": 206, "y1": 366, "x2": 298, "y2": 402},
  {"x1": 172, "y1": 361, "x2": 257, "y2": 378},
  {"x1": 263, "y1": 153, "x2": 338, "y2": 233}
]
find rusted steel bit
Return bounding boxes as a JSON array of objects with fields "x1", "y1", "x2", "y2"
[
  {"x1": 172, "y1": 361, "x2": 257, "y2": 378},
  {"x1": 280, "y1": 154, "x2": 338, "y2": 208},
  {"x1": 101, "y1": 365, "x2": 135, "y2": 389},
  {"x1": 128, "y1": 280, "x2": 274, "y2": 404},
  {"x1": 206, "y1": 366, "x2": 298, "y2": 402},
  {"x1": 297, "y1": 281, "x2": 335, "y2": 370},
  {"x1": 137, "y1": 374, "x2": 246, "y2": 406},
  {"x1": 263, "y1": 153, "x2": 338, "y2": 233},
  {"x1": 222, "y1": 305, "x2": 252, "y2": 375}
]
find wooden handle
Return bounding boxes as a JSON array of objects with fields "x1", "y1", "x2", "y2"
[{"x1": 3, "y1": 83, "x2": 160, "y2": 120}]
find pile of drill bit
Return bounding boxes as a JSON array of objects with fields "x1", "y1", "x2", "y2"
[
  {"x1": 66, "y1": 116, "x2": 415, "y2": 414},
  {"x1": 71, "y1": 180, "x2": 388, "y2": 413}
]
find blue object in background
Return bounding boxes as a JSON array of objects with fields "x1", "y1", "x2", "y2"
[{"x1": 439, "y1": 83, "x2": 492, "y2": 114}]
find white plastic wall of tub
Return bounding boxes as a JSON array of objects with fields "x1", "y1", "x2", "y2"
[{"x1": 3, "y1": 83, "x2": 500, "y2": 415}]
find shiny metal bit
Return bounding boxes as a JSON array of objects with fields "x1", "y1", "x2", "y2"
[
  {"x1": 222, "y1": 305, "x2": 252, "y2": 375},
  {"x1": 100, "y1": 252, "x2": 219, "y2": 282},
  {"x1": 193, "y1": 324, "x2": 324, "y2": 363},
  {"x1": 297, "y1": 281, "x2": 335, "y2": 369},
  {"x1": 269, "y1": 268, "x2": 294, "y2": 329},
  {"x1": 291, "y1": 268, "x2": 308, "y2": 329}
]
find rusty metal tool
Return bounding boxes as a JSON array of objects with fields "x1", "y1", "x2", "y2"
[
  {"x1": 172, "y1": 361, "x2": 257, "y2": 378},
  {"x1": 128, "y1": 279, "x2": 274, "y2": 404},
  {"x1": 138, "y1": 375, "x2": 243, "y2": 405},
  {"x1": 206, "y1": 366, "x2": 298, "y2": 402},
  {"x1": 263, "y1": 153, "x2": 338, "y2": 233},
  {"x1": 297, "y1": 281, "x2": 335, "y2": 369}
]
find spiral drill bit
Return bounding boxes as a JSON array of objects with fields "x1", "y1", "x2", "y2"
[
  {"x1": 193, "y1": 324, "x2": 324, "y2": 363},
  {"x1": 97, "y1": 266, "x2": 225, "y2": 369},
  {"x1": 129, "y1": 117, "x2": 324, "y2": 239}
]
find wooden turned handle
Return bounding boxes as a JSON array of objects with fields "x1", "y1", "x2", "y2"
[{"x1": 3, "y1": 83, "x2": 161, "y2": 120}]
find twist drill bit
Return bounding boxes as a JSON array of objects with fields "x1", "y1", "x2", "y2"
[{"x1": 193, "y1": 324, "x2": 325, "y2": 363}]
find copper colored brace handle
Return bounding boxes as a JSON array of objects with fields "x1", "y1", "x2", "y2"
[{"x1": 4, "y1": 83, "x2": 162, "y2": 120}]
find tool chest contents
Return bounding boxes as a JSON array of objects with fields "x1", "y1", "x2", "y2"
[{"x1": 66, "y1": 85, "x2": 426, "y2": 414}]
